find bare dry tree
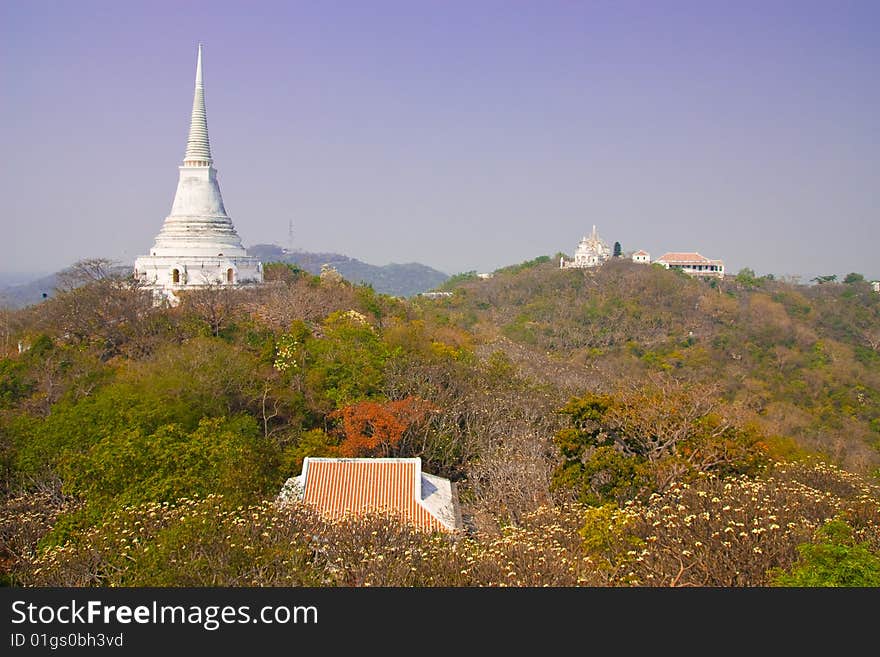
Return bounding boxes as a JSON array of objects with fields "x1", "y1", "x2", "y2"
[
  {"x1": 176, "y1": 281, "x2": 251, "y2": 337},
  {"x1": 54, "y1": 257, "x2": 119, "y2": 292}
]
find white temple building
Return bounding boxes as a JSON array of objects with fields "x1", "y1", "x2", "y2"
[
  {"x1": 560, "y1": 225, "x2": 612, "y2": 269},
  {"x1": 134, "y1": 45, "x2": 262, "y2": 303}
]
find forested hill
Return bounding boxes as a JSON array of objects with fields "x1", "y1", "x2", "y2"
[
  {"x1": 2, "y1": 255, "x2": 879, "y2": 587},
  {"x1": 247, "y1": 244, "x2": 448, "y2": 297},
  {"x1": 425, "y1": 256, "x2": 880, "y2": 473}
]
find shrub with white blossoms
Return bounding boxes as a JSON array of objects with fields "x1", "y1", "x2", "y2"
[
  {"x1": 581, "y1": 459, "x2": 880, "y2": 587},
  {"x1": 273, "y1": 334, "x2": 301, "y2": 372},
  {"x1": 343, "y1": 309, "x2": 370, "y2": 326},
  {"x1": 11, "y1": 461, "x2": 878, "y2": 587}
]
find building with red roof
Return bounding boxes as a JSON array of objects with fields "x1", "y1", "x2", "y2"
[
  {"x1": 278, "y1": 457, "x2": 462, "y2": 533},
  {"x1": 655, "y1": 252, "x2": 724, "y2": 279}
]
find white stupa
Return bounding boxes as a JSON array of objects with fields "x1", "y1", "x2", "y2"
[
  {"x1": 135, "y1": 44, "x2": 262, "y2": 302},
  {"x1": 560, "y1": 225, "x2": 612, "y2": 269}
]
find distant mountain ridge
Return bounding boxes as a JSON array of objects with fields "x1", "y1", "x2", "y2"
[
  {"x1": 247, "y1": 244, "x2": 449, "y2": 297},
  {"x1": 0, "y1": 248, "x2": 450, "y2": 308},
  {"x1": 0, "y1": 273, "x2": 59, "y2": 309}
]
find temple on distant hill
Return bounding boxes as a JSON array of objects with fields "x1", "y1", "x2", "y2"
[
  {"x1": 560, "y1": 225, "x2": 612, "y2": 269},
  {"x1": 134, "y1": 45, "x2": 262, "y2": 303}
]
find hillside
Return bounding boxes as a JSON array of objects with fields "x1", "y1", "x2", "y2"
[
  {"x1": 247, "y1": 244, "x2": 449, "y2": 297},
  {"x1": 423, "y1": 257, "x2": 880, "y2": 472},
  {"x1": 1, "y1": 255, "x2": 878, "y2": 587}
]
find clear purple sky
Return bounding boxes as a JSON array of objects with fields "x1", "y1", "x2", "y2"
[{"x1": 2, "y1": 0, "x2": 878, "y2": 281}]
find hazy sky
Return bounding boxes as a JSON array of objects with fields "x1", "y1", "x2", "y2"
[{"x1": 2, "y1": 0, "x2": 878, "y2": 280}]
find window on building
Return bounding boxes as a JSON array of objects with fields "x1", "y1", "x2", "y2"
[
  {"x1": 172, "y1": 268, "x2": 180, "y2": 284},
  {"x1": 226, "y1": 268, "x2": 234, "y2": 284}
]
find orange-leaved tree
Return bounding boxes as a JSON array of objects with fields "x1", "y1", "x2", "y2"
[{"x1": 329, "y1": 396, "x2": 436, "y2": 457}]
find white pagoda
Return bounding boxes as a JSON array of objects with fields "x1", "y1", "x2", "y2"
[
  {"x1": 135, "y1": 44, "x2": 262, "y2": 302},
  {"x1": 560, "y1": 225, "x2": 612, "y2": 269}
]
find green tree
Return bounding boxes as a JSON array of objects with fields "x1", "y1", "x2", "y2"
[
  {"x1": 494, "y1": 256, "x2": 551, "y2": 276},
  {"x1": 262, "y1": 261, "x2": 305, "y2": 284},
  {"x1": 9, "y1": 337, "x2": 269, "y2": 480},
  {"x1": 773, "y1": 519, "x2": 880, "y2": 587},
  {"x1": 735, "y1": 267, "x2": 760, "y2": 288},
  {"x1": 843, "y1": 272, "x2": 865, "y2": 284},
  {"x1": 61, "y1": 415, "x2": 279, "y2": 509},
  {"x1": 551, "y1": 381, "x2": 765, "y2": 504},
  {"x1": 282, "y1": 428, "x2": 338, "y2": 475},
  {"x1": 439, "y1": 271, "x2": 478, "y2": 290},
  {"x1": 304, "y1": 311, "x2": 391, "y2": 409},
  {"x1": 613, "y1": 242, "x2": 622, "y2": 258},
  {"x1": 0, "y1": 357, "x2": 32, "y2": 409}
]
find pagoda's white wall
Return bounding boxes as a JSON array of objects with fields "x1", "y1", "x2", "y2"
[
  {"x1": 134, "y1": 255, "x2": 263, "y2": 288},
  {"x1": 150, "y1": 221, "x2": 249, "y2": 257},
  {"x1": 169, "y1": 166, "x2": 227, "y2": 217}
]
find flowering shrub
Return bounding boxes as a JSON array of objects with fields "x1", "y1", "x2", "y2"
[
  {"x1": 0, "y1": 491, "x2": 80, "y2": 585},
  {"x1": 584, "y1": 460, "x2": 880, "y2": 586},
  {"x1": 441, "y1": 505, "x2": 602, "y2": 586},
  {"x1": 10, "y1": 461, "x2": 878, "y2": 587},
  {"x1": 17, "y1": 496, "x2": 329, "y2": 587},
  {"x1": 13, "y1": 496, "x2": 600, "y2": 587},
  {"x1": 272, "y1": 334, "x2": 301, "y2": 372},
  {"x1": 343, "y1": 310, "x2": 369, "y2": 326}
]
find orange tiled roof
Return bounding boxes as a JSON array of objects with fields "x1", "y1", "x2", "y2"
[
  {"x1": 656, "y1": 252, "x2": 711, "y2": 264},
  {"x1": 300, "y1": 458, "x2": 450, "y2": 532}
]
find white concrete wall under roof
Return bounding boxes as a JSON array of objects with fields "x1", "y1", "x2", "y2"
[{"x1": 420, "y1": 472, "x2": 460, "y2": 530}]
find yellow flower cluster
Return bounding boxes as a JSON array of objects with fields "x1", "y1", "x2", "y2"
[{"x1": 273, "y1": 334, "x2": 300, "y2": 371}]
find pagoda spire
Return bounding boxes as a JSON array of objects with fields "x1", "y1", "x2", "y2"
[
  {"x1": 183, "y1": 43, "x2": 212, "y2": 165},
  {"x1": 134, "y1": 43, "x2": 263, "y2": 302}
]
